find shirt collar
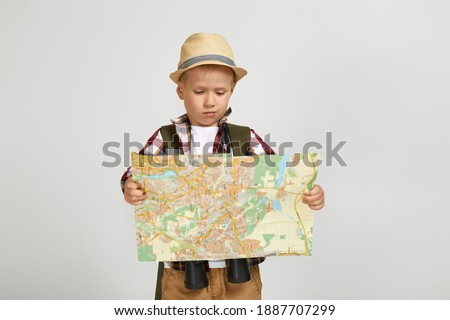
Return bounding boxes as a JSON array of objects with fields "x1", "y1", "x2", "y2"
[
  {"x1": 169, "y1": 108, "x2": 232, "y2": 155},
  {"x1": 170, "y1": 107, "x2": 232, "y2": 126}
]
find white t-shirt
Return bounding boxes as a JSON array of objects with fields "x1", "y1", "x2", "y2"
[
  {"x1": 190, "y1": 125, "x2": 219, "y2": 155},
  {"x1": 165, "y1": 125, "x2": 226, "y2": 268}
]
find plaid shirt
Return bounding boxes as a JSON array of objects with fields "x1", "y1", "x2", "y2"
[{"x1": 120, "y1": 108, "x2": 275, "y2": 268}]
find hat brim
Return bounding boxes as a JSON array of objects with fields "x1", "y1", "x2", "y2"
[{"x1": 170, "y1": 60, "x2": 247, "y2": 84}]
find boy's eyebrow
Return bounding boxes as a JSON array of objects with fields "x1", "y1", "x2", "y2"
[{"x1": 192, "y1": 85, "x2": 230, "y2": 91}]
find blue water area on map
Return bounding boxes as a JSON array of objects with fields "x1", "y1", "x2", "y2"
[
  {"x1": 272, "y1": 200, "x2": 282, "y2": 211},
  {"x1": 257, "y1": 198, "x2": 268, "y2": 205},
  {"x1": 276, "y1": 154, "x2": 290, "y2": 188},
  {"x1": 147, "y1": 170, "x2": 177, "y2": 179}
]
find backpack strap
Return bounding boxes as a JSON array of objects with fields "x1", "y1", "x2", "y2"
[
  {"x1": 154, "y1": 261, "x2": 164, "y2": 300},
  {"x1": 160, "y1": 124, "x2": 181, "y2": 150},
  {"x1": 226, "y1": 123, "x2": 251, "y2": 156}
]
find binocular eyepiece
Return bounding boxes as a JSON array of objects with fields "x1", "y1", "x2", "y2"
[
  {"x1": 226, "y1": 258, "x2": 251, "y2": 283},
  {"x1": 184, "y1": 258, "x2": 251, "y2": 290},
  {"x1": 184, "y1": 261, "x2": 209, "y2": 290}
]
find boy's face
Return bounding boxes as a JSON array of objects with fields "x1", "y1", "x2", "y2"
[{"x1": 176, "y1": 65, "x2": 236, "y2": 127}]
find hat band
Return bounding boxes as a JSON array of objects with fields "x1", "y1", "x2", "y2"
[{"x1": 178, "y1": 54, "x2": 236, "y2": 70}]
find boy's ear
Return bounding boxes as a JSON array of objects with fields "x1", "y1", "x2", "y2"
[
  {"x1": 176, "y1": 82, "x2": 184, "y2": 100},
  {"x1": 230, "y1": 81, "x2": 237, "y2": 94}
]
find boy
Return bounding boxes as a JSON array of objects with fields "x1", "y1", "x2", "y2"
[{"x1": 121, "y1": 33, "x2": 325, "y2": 300}]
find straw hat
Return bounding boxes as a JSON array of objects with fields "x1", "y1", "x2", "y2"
[{"x1": 170, "y1": 33, "x2": 247, "y2": 83}]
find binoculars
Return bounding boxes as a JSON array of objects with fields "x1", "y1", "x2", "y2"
[{"x1": 184, "y1": 258, "x2": 251, "y2": 290}]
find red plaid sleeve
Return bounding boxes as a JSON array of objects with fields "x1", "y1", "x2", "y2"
[{"x1": 120, "y1": 128, "x2": 164, "y2": 192}]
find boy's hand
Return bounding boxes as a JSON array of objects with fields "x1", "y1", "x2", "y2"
[
  {"x1": 124, "y1": 176, "x2": 148, "y2": 205},
  {"x1": 302, "y1": 184, "x2": 325, "y2": 210}
]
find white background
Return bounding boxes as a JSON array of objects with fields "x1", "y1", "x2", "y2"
[{"x1": 1, "y1": 0, "x2": 449, "y2": 299}]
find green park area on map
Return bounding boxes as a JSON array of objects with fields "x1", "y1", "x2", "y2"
[{"x1": 131, "y1": 152, "x2": 318, "y2": 262}]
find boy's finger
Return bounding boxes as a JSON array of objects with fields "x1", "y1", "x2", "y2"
[
  {"x1": 309, "y1": 202, "x2": 325, "y2": 210},
  {"x1": 132, "y1": 194, "x2": 148, "y2": 200},
  {"x1": 128, "y1": 189, "x2": 145, "y2": 197},
  {"x1": 126, "y1": 180, "x2": 137, "y2": 189},
  {"x1": 305, "y1": 186, "x2": 322, "y2": 196},
  {"x1": 125, "y1": 189, "x2": 140, "y2": 197},
  {"x1": 126, "y1": 194, "x2": 147, "y2": 204},
  {"x1": 126, "y1": 178, "x2": 142, "y2": 189},
  {"x1": 307, "y1": 199, "x2": 324, "y2": 206},
  {"x1": 303, "y1": 193, "x2": 322, "y2": 203}
]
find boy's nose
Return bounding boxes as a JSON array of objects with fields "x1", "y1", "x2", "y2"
[{"x1": 204, "y1": 93, "x2": 215, "y2": 108}]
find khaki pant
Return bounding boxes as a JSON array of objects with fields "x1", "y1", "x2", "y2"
[{"x1": 161, "y1": 265, "x2": 262, "y2": 300}]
